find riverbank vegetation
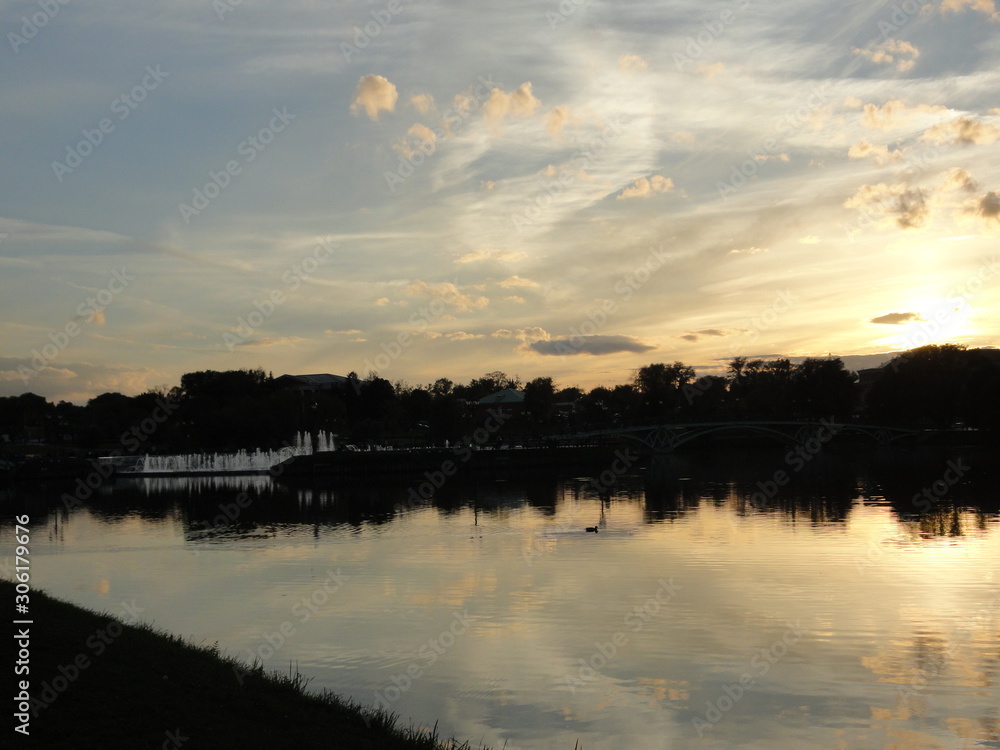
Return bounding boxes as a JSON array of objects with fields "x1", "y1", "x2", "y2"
[
  {"x1": 2, "y1": 344, "x2": 998, "y2": 455},
  {"x1": 4, "y1": 580, "x2": 484, "y2": 750}
]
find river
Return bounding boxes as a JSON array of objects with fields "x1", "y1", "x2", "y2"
[{"x1": 4, "y1": 445, "x2": 999, "y2": 749}]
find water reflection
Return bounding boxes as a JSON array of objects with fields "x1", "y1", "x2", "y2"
[{"x1": 2, "y1": 446, "x2": 998, "y2": 749}]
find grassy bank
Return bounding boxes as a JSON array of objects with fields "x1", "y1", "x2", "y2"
[{"x1": 3, "y1": 581, "x2": 484, "y2": 749}]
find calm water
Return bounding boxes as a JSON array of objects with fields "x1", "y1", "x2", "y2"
[{"x1": 3, "y1": 447, "x2": 1000, "y2": 749}]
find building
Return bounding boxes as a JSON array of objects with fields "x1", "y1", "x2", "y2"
[
  {"x1": 274, "y1": 373, "x2": 352, "y2": 395},
  {"x1": 476, "y1": 388, "x2": 525, "y2": 420}
]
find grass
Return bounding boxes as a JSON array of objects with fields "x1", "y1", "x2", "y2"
[{"x1": 4, "y1": 580, "x2": 488, "y2": 749}]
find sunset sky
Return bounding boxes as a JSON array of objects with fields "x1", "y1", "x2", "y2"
[{"x1": 2, "y1": 0, "x2": 999, "y2": 403}]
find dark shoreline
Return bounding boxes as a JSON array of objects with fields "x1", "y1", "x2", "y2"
[
  {"x1": 3, "y1": 580, "x2": 486, "y2": 750},
  {"x1": 2, "y1": 426, "x2": 996, "y2": 481}
]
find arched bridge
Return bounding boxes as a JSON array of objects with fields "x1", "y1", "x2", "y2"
[{"x1": 558, "y1": 420, "x2": 921, "y2": 453}]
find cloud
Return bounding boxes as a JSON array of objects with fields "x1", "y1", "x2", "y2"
[
  {"x1": 480, "y1": 180, "x2": 496, "y2": 190},
  {"x1": 350, "y1": 74, "x2": 398, "y2": 121},
  {"x1": 618, "y1": 54, "x2": 648, "y2": 72},
  {"x1": 375, "y1": 297, "x2": 390, "y2": 306},
  {"x1": 455, "y1": 249, "x2": 527, "y2": 264},
  {"x1": 404, "y1": 280, "x2": 489, "y2": 312},
  {"x1": 861, "y1": 100, "x2": 947, "y2": 130},
  {"x1": 941, "y1": 167, "x2": 980, "y2": 193},
  {"x1": 940, "y1": 0, "x2": 1000, "y2": 20},
  {"x1": 853, "y1": 39, "x2": 920, "y2": 72},
  {"x1": 326, "y1": 329, "x2": 362, "y2": 335},
  {"x1": 728, "y1": 246, "x2": 767, "y2": 255},
  {"x1": 618, "y1": 175, "x2": 674, "y2": 200},
  {"x1": 410, "y1": 93, "x2": 435, "y2": 114},
  {"x1": 844, "y1": 182, "x2": 930, "y2": 229},
  {"x1": 235, "y1": 336, "x2": 308, "y2": 348},
  {"x1": 870, "y1": 312, "x2": 923, "y2": 325},
  {"x1": 963, "y1": 190, "x2": 1000, "y2": 221},
  {"x1": 482, "y1": 82, "x2": 541, "y2": 126},
  {"x1": 848, "y1": 139, "x2": 903, "y2": 166},
  {"x1": 393, "y1": 123, "x2": 437, "y2": 158},
  {"x1": 697, "y1": 62, "x2": 726, "y2": 79},
  {"x1": 503, "y1": 296, "x2": 525, "y2": 304},
  {"x1": 922, "y1": 116, "x2": 1000, "y2": 145},
  {"x1": 529, "y1": 335, "x2": 655, "y2": 356},
  {"x1": 75, "y1": 308, "x2": 106, "y2": 326},
  {"x1": 798, "y1": 235, "x2": 820, "y2": 244},
  {"x1": 497, "y1": 275, "x2": 541, "y2": 289},
  {"x1": 545, "y1": 106, "x2": 571, "y2": 136},
  {"x1": 680, "y1": 329, "x2": 728, "y2": 342},
  {"x1": 445, "y1": 331, "x2": 483, "y2": 341}
]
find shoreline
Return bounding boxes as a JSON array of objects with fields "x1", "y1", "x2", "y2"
[{"x1": 3, "y1": 580, "x2": 486, "y2": 749}]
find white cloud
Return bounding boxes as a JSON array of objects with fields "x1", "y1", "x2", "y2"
[
  {"x1": 618, "y1": 54, "x2": 648, "y2": 72},
  {"x1": 350, "y1": 74, "x2": 398, "y2": 121},
  {"x1": 618, "y1": 175, "x2": 674, "y2": 200},
  {"x1": 922, "y1": 116, "x2": 1000, "y2": 145},
  {"x1": 410, "y1": 93, "x2": 435, "y2": 114},
  {"x1": 940, "y1": 0, "x2": 1000, "y2": 20},
  {"x1": 405, "y1": 280, "x2": 489, "y2": 312},
  {"x1": 853, "y1": 39, "x2": 920, "y2": 73},
  {"x1": 482, "y1": 82, "x2": 540, "y2": 126},
  {"x1": 697, "y1": 62, "x2": 725, "y2": 79},
  {"x1": 393, "y1": 123, "x2": 437, "y2": 158},
  {"x1": 860, "y1": 100, "x2": 948, "y2": 130},
  {"x1": 497, "y1": 275, "x2": 541, "y2": 289},
  {"x1": 545, "y1": 106, "x2": 571, "y2": 136},
  {"x1": 848, "y1": 139, "x2": 904, "y2": 166}
]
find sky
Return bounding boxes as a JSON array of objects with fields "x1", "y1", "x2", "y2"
[{"x1": 2, "y1": 0, "x2": 999, "y2": 404}]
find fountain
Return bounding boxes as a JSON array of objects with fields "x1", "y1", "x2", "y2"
[{"x1": 120, "y1": 431, "x2": 338, "y2": 475}]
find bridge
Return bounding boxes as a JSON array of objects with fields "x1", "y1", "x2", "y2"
[{"x1": 554, "y1": 420, "x2": 922, "y2": 453}]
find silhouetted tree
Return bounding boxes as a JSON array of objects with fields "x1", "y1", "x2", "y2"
[
  {"x1": 792, "y1": 358, "x2": 858, "y2": 418},
  {"x1": 634, "y1": 362, "x2": 695, "y2": 421},
  {"x1": 524, "y1": 376, "x2": 556, "y2": 429}
]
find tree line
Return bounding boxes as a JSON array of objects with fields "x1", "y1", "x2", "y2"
[{"x1": 1, "y1": 344, "x2": 998, "y2": 454}]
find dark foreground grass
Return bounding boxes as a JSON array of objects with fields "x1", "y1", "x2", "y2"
[{"x1": 4, "y1": 581, "x2": 487, "y2": 750}]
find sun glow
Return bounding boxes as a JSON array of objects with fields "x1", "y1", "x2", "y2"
[{"x1": 872, "y1": 296, "x2": 976, "y2": 350}]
